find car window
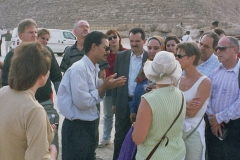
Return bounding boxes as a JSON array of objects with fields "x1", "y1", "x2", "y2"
[
  {"x1": 50, "y1": 30, "x2": 61, "y2": 39},
  {"x1": 63, "y1": 31, "x2": 76, "y2": 40}
]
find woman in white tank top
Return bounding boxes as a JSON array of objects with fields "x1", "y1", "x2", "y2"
[{"x1": 175, "y1": 42, "x2": 211, "y2": 160}]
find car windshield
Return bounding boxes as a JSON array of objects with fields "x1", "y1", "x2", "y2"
[{"x1": 63, "y1": 31, "x2": 76, "y2": 40}]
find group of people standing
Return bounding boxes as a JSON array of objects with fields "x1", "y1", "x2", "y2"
[{"x1": 0, "y1": 17, "x2": 240, "y2": 160}]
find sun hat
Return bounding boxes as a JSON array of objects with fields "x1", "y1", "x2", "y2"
[{"x1": 143, "y1": 51, "x2": 182, "y2": 85}]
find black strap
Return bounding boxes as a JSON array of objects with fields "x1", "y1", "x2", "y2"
[{"x1": 146, "y1": 93, "x2": 184, "y2": 160}]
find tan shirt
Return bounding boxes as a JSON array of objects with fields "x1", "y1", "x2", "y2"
[{"x1": 0, "y1": 86, "x2": 54, "y2": 160}]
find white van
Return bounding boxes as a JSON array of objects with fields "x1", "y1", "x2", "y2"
[{"x1": 11, "y1": 28, "x2": 76, "y2": 56}]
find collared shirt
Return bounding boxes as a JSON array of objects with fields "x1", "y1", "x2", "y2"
[
  {"x1": 128, "y1": 51, "x2": 144, "y2": 96},
  {"x1": 57, "y1": 55, "x2": 102, "y2": 121},
  {"x1": 60, "y1": 41, "x2": 85, "y2": 72},
  {"x1": 197, "y1": 54, "x2": 221, "y2": 77},
  {"x1": 181, "y1": 35, "x2": 192, "y2": 42},
  {"x1": 207, "y1": 59, "x2": 240, "y2": 123}
]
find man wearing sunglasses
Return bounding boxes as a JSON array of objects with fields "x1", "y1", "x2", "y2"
[
  {"x1": 198, "y1": 31, "x2": 221, "y2": 77},
  {"x1": 59, "y1": 20, "x2": 109, "y2": 158},
  {"x1": 206, "y1": 36, "x2": 240, "y2": 159},
  {"x1": 58, "y1": 31, "x2": 126, "y2": 160},
  {"x1": 112, "y1": 27, "x2": 148, "y2": 159}
]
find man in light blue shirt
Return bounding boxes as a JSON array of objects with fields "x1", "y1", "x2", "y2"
[
  {"x1": 197, "y1": 31, "x2": 220, "y2": 77},
  {"x1": 206, "y1": 36, "x2": 240, "y2": 159},
  {"x1": 57, "y1": 31, "x2": 126, "y2": 160}
]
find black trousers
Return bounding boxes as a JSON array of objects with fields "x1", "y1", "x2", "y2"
[
  {"x1": 205, "y1": 118, "x2": 240, "y2": 160},
  {"x1": 113, "y1": 111, "x2": 132, "y2": 160},
  {"x1": 95, "y1": 103, "x2": 100, "y2": 150},
  {"x1": 62, "y1": 118, "x2": 96, "y2": 160}
]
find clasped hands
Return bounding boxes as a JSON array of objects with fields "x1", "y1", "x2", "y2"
[{"x1": 209, "y1": 114, "x2": 224, "y2": 138}]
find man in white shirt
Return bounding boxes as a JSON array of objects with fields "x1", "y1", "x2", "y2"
[
  {"x1": 182, "y1": 31, "x2": 192, "y2": 42},
  {"x1": 57, "y1": 31, "x2": 126, "y2": 160}
]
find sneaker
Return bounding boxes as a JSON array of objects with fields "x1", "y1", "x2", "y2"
[{"x1": 98, "y1": 139, "x2": 111, "y2": 148}]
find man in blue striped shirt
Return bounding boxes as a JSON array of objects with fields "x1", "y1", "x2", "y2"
[
  {"x1": 206, "y1": 36, "x2": 240, "y2": 159},
  {"x1": 198, "y1": 31, "x2": 220, "y2": 77}
]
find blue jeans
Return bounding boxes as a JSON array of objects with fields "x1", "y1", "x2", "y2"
[{"x1": 102, "y1": 95, "x2": 114, "y2": 140}]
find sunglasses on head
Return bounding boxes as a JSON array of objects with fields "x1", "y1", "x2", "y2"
[
  {"x1": 108, "y1": 35, "x2": 117, "y2": 41},
  {"x1": 215, "y1": 46, "x2": 234, "y2": 51},
  {"x1": 104, "y1": 46, "x2": 111, "y2": 52},
  {"x1": 175, "y1": 54, "x2": 187, "y2": 59}
]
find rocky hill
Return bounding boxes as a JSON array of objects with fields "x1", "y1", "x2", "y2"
[{"x1": 0, "y1": 0, "x2": 240, "y2": 38}]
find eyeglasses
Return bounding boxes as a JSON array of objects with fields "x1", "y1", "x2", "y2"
[
  {"x1": 78, "y1": 25, "x2": 90, "y2": 29},
  {"x1": 104, "y1": 46, "x2": 111, "y2": 52},
  {"x1": 215, "y1": 46, "x2": 234, "y2": 51},
  {"x1": 108, "y1": 35, "x2": 117, "y2": 41},
  {"x1": 175, "y1": 54, "x2": 187, "y2": 59}
]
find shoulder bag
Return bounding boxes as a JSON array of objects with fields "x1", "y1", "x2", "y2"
[{"x1": 146, "y1": 93, "x2": 184, "y2": 160}]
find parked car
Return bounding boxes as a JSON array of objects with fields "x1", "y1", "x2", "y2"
[{"x1": 11, "y1": 28, "x2": 76, "y2": 56}]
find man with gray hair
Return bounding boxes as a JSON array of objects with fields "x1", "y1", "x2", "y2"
[
  {"x1": 206, "y1": 36, "x2": 240, "y2": 159},
  {"x1": 60, "y1": 20, "x2": 90, "y2": 72},
  {"x1": 58, "y1": 31, "x2": 126, "y2": 160},
  {"x1": 59, "y1": 20, "x2": 109, "y2": 159}
]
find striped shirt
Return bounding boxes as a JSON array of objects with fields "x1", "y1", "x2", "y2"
[
  {"x1": 197, "y1": 54, "x2": 220, "y2": 77},
  {"x1": 207, "y1": 59, "x2": 240, "y2": 123}
]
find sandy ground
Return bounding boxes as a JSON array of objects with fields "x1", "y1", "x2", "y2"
[{"x1": 0, "y1": 38, "x2": 133, "y2": 160}]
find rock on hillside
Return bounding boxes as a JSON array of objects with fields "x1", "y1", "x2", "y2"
[{"x1": 0, "y1": 0, "x2": 239, "y2": 37}]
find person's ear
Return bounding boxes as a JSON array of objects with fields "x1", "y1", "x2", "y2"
[
  {"x1": 91, "y1": 43, "x2": 97, "y2": 51},
  {"x1": 233, "y1": 46, "x2": 239, "y2": 54},
  {"x1": 189, "y1": 55, "x2": 196, "y2": 63},
  {"x1": 18, "y1": 33, "x2": 23, "y2": 40}
]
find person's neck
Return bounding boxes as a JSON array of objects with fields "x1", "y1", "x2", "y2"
[
  {"x1": 87, "y1": 53, "x2": 97, "y2": 66},
  {"x1": 198, "y1": 54, "x2": 212, "y2": 65},
  {"x1": 184, "y1": 66, "x2": 201, "y2": 78},
  {"x1": 223, "y1": 58, "x2": 238, "y2": 70},
  {"x1": 132, "y1": 49, "x2": 143, "y2": 56},
  {"x1": 76, "y1": 38, "x2": 85, "y2": 51},
  {"x1": 198, "y1": 59, "x2": 204, "y2": 65},
  {"x1": 110, "y1": 45, "x2": 119, "y2": 54},
  {"x1": 156, "y1": 84, "x2": 171, "y2": 89},
  {"x1": 29, "y1": 84, "x2": 39, "y2": 95}
]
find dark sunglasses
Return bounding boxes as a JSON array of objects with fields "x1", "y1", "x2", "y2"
[
  {"x1": 175, "y1": 54, "x2": 187, "y2": 59},
  {"x1": 104, "y1": 46, "x2": 111, "y2": 52},
  {"x1": 215, "y1": 46, "x2": 234, "y2": 51},
  {"x1": 108, "y1": 35, "x2": 117, "y2": 41}
]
